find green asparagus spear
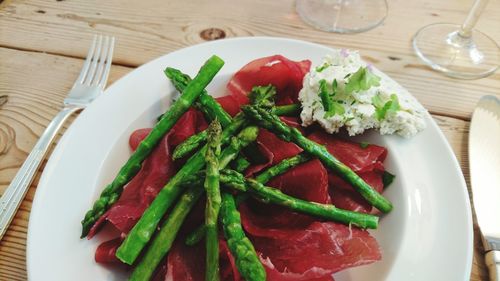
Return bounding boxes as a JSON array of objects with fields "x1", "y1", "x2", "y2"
[
  {"x1": 272, "y1": 103, "x2": 301, "y2": 116},
  {"x1": 172, "y1": 104, "x2": 298, "y2": 161},
  {"x1": 172, "y1": 114, "x2": 242, "y2": 160},
  {"x1": 172, "y1": 85, "x2": 277, "y2": 160},
  {"x1": 220, "y1": 192, "x2": 266, "y2": 281},
  {"x1": 220, "y1": 169, "x2": 379, "y2": 229},
  {"x1": 80, "y1": 55, "x2": 225, "y2": 238},
  {"x1": 236, "y1": 152, "x2": 311, "y2": 205},
  {"x1": 165, "y1": 67, "x2": 232, "y2": 126},
  {"x1": 247, "y1": 84, "x2": 276, "y2": 109},
  {"x1": 192, "y1": 99, "x2": 216, "y2": 124},
  {"x1": 254, "y1": 152, "x2": 311, "y2": 183},
  {"x1": 116, "y1": 116, "x2": 248, "y2": 265},
  {"x1": 204, "y1": 121, "x2": 222, "y2": 281},
  {"x1": 128, "y1": 185, "x2": 204, "y2": 281},
  {"x1": 231, "y1": 154, "x2": 251, "y2": 173},
  {"x1": 184, "y1": 151, "x2": 304, "y2": 245},
  {"x1": 241, "y1": 105, "x2": 393, "y2": 213},
  {"x1": 128, "y1": 127, "x2": 259, "y2": 280},
  {"x1": 186, "y1": 152, "x2": 315, "y2": 241},
  {"x1": 218, "y1": 127, "x2": 259, "y2": 169},
  {"x1": 172, "y1": 130, "x2": 208, "y2": 159}
]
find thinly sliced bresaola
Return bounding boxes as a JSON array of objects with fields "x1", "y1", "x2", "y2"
[
  {"x1": 329, "y1": 172, "x2": 384, "y2": 213},
  {"x1": 89, "y1": 109, "x2": 205, "y2": 238},
  {"x1": 307, "y1": 131, "x2": 387, "y2": 213},
  {"x1": 226, "y1": 55, "x2": 311, "y2": 105},
  {"x1": 92, "y1": 109, "x2": 206, "y2": 265},
  {"x1": 245, "y1": 117, "x2": 303, "y2": 176},
  {"x1": 262, "y1": 256, "x2": 336, "y2": 281},
  {"x1": 240, "y1": 159, "x2": 329, "y2": 238},
  {"x1": 216, "y1": 95, "x2": 242, "y2": 117},
  {"x1": 165, "y1": 239, "x2": 241, "y2": 281},
  {"x1": 307, "y1": 131, "x2": 387, "y2": 173},
  {"x1": 88, "y1": 128, "x2": 173, "y2": 239},
  {"x1": 254, "y1": 222, "x2": 380, "y2": 280},
  {"x1": 166, "y1": 241, "x2": 205, "y2": 281},
  {"x1": 94, "y1": 238, "x2": 123, "y2": 263}
]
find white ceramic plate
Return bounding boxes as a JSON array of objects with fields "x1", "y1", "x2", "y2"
[{"x1": 27, "y1": 37, "x2": 472, "y2": 281}]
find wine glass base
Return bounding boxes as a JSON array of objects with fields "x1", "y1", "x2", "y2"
[
  {"x1": 412, "y1": 23, "x2": 500, "y2": 79},
  {"x1": 296, "y1": 0, "x2": 388, "y2": 34}
]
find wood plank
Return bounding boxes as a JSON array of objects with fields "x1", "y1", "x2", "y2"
[
  {"x1": 0, "y1": 47, "x2": 488, "y2": 280},
  {"x1": 1, "y1": 0, "x2": 499, "y2": 119},
  {"x1": 0, "y1": 47, "x2": 131, "y2": 280}
]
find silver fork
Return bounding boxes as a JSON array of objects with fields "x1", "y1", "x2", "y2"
[{"x1": 0, "y1": 35, "x2": 115, "y2": 240}]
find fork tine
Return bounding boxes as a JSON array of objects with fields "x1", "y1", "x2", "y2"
[
  {"x1": 97, "y1": 37, "x2": 115, "y2": 89},
  {"x1": 91, "y1": 36, "x2": 110, "y2": 87},
  {"x1": 76, "y1": 35, "x2": 97, "y2": 83},
  {"x1": 83, "y1": 35, "x2": 103, "y2": 86}
]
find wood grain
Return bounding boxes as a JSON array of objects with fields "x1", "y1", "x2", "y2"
[
  {"x1": 0, "y1": 46, "x2": 488, "y2": 280},
  {"x1": 0, "y1": 47, "x2": 131, "y2": 280},
  {"x1": 1, "y1": 0, "x2": 499, "y2": 120}
]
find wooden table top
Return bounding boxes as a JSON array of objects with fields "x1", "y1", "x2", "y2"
[{"x1": 0, "y1": 0, "x2": 499, "y2": 280}]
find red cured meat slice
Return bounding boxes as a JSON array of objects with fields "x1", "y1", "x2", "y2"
[
  {"x1": 240, "y1": 159, "x2": 330, "y2": 238},
  {"x1": 257, "y1": 128, "x2": 302, "y2": 165},
  {"x1": 95, "y1": 238, "x2": 123, "y2": 264},
  {"x1": 169, "y1": 108, "x2": 208, "y2": 147},
  {"x1": 219, "y1": 241, "x2": 242, "y2": 281},
  {"x1": 307, "y1": 131, "x2": 387, "y2": 213},
  {"x1": 89, "y1": 108, "x2": 204, "y2": 238},
  {"x1": 245, "y1": 117, "x2": 303, "y2": 176},
  {"x1": 226, "y1": 55, "x2": 311, "y2": 105},
  {"x1": 253, "y1": 222, "x2": 380, "y2": 280},
  {"x1": 262, "y1": 257, "x2": 335, "y2": 281},
  {"x1": 129, "y1": 128, "x2": 151, "y2": 151},
  {"x1": 308, "y1": 131, "x2": 387, "y2": 173},
  {"x1": 216, "y1": 95, "x2": 243, "y2": 117},
  {"x1": 330, "y1": 171, "x2": 385, "y2": 213},
  {"x1": 165, "y1": 239, "x2": 240, "y2": 281},
  {"x1": 88, "y1": 129, "x2": 174, "y2": 238},
  {"x1": 166, "y1": 241, "x2": 205, "y2": 281}
]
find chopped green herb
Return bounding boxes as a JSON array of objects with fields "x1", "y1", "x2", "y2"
[
  {"x1": 315, "y1": 63, "x2": 330, "y2": 72},
  {"x1": 372, "y1": 92, "x2": 385, "y2": 109},
  {"x1": 344, "y1": 67, "x2": 381, "y2": 94},
  {"x1": 328, "y1": 102, "x2": 345, "y2": 117},
  {"x1": 382, "y1": 171, "x2": 396, "y2": 188},
  {"x1": 318, "y1": 79, "x2": 334, "y2": 115},
  {"x1": 372, "y1": 93, "x2": 401, "y2": 121},
  {"x1": 318, "y1": 79, "x2": 344, "y2": 118},
  {"x1": 359, "y1": 142, "x2": 370, "y2": 149}
]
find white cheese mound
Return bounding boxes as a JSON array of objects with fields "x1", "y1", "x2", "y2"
[{"x1": 299, "y1": 50, "x2": 427, "y2": 138}]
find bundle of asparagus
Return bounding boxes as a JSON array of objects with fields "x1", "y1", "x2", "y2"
[{"x1": 81, "y1": 55, "x2": 393, "y2": 281}]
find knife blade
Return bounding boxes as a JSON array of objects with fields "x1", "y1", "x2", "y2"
[{"x1": 469, "y1": 95, "x2": 500, "y2": 281}]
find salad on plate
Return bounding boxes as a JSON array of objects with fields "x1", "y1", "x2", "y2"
[{"x1": 80, "y1": 51, "x2": 425, "y2": 281}]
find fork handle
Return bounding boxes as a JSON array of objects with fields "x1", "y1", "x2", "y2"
[{"x1": 0, "y1": 106, "x2": 81, "y2": 240}]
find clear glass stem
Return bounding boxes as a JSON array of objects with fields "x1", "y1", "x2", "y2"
[{"x1": 459, "y1": 0, "x2": 489, "y2": 37}]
